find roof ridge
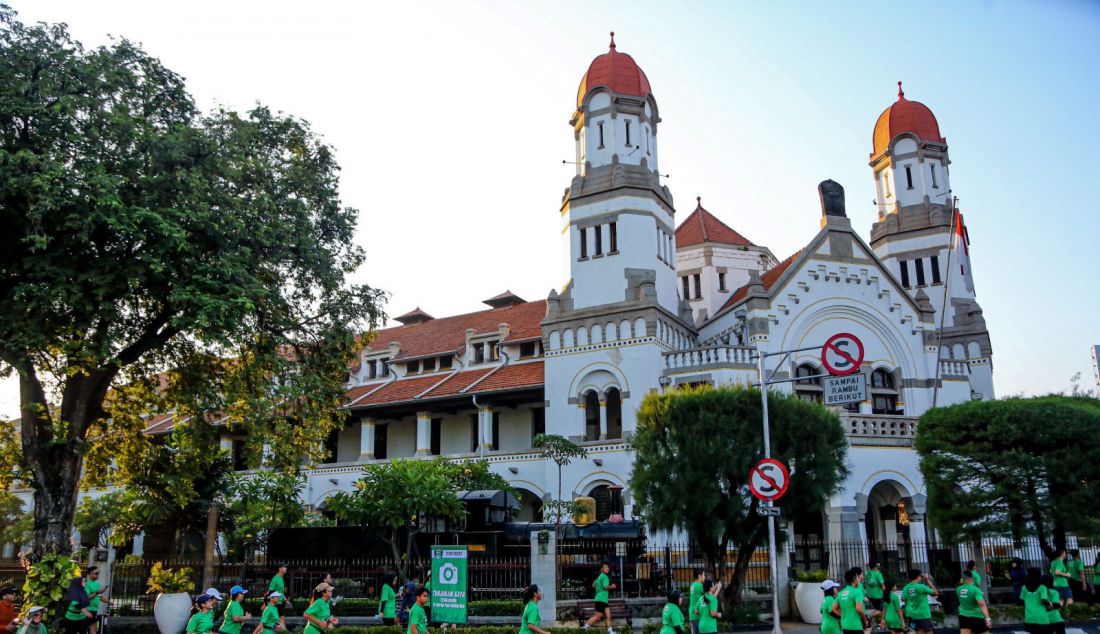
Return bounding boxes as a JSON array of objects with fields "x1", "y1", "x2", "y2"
[{"x1": 375, "y1": 299, "x2": 545, "y2": 334}]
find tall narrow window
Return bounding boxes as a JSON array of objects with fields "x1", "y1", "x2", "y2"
[
  {"x1": 930, "y1": 164, "x2": 939, "y2": 188},
  {"x1": 930, "y1": 255, "x2": 942, "y2": 284},
  {"x1": 681, "y1": 276, "x2": 690, "y2": 300},
  {"x1": 594, "y1": 225, "x2": 603, "y2": 255},
  {"x1": 718, "y1": 271, "x2": 727, "y2": 292},
  {"x1": 469, "y1": 414, "x2": 479, "y2": 452},
  {"x1": 609, "y1": 222, "x2": 618, "y2": 252},
  {"x1": 625, "y1": 120, "x2": 631, "y2": 146},
  {"x1": 488, "y1": 340, "x2": 499, "y2": 361},
  {"x1": 531, "y1": 408, "x2": 545, "y2": 440},
  {"x1": 884, "y1": 171, "x2": 892, "y2": 197},
  {"x1": 597, "y1": 121, "x2": 605, "y2": 148},
  {"x1": 374, "y1": 424, "x2": 388, "y2": 460},
  {"x1": 899, "y1": 260, "x2": 910, "y2": 288},
  {"x1": 905, "y1": 165, "x2": 913, "y2": 189},
  {"x1": 474, "y1": 343, "x2": 485, "y2": 365},
  {"x1": 914, "y1": 257, "x2": 926, "y2": 286},
  {"x1": 367, "y1": 360, "x2": 377, "y2": 379},
  {"x1": 645, "y1": 127, "x2": 650, "y2": 155},
  {"x1": 491, "y1": 412, "x2": 500, "y2": 450},
  {"x1": 693, "y1": 274, "x2": 702, "y2": 300},
  {"x1": 430, "y1": 418, "x2": 442, "y2": 456},
  {"x1": 579, "y1": 227, "x2": 588, "y2": 259}
]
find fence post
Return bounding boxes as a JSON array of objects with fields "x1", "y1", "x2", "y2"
[
  {"x1": 665, "y1": 546, "x2": 672, "y2": 595},
  {"x1": 531, "y1": 531, "x2": 557, "y2": 625}
]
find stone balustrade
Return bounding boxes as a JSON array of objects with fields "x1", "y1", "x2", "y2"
[
  {"x1": 842, "y1": 413, "x2": 918, "y2": 447},
  {"x1": 664, "y1": 345, "x2": 756, "y2": 370}
]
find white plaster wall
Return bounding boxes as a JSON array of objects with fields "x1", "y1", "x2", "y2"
[
  {"x1": 830, "y1": 446, "x2": 925, "y2": 508},
  {"x1": 676, "y1": 245, "x2": 775, "y2": 322},
  {"x1": 336, "y1": 424, "x2": 361, "y2": 463},
  {"x1": 386, "y1": 419, "x2": 417, "y2": 458}
]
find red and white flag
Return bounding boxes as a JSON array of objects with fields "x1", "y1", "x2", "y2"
[{"x1": 953, "y1": 211, "x2": 974, "y2": 293}]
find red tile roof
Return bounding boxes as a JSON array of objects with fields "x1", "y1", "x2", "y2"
[
  {"x1": 872, "y1": 82, "x2": 944, "y2": 158},
  {"x1": 472, "y1": 361, "x2": 545, "y2": 394},
  {"x1": 346, "y1": 361, "x2": 545, "y2": 409},
  {"x1": 676, "y1": 198, "x2": 755, "y2": 248},
  {"x1": 364, "y1": 300, "x2": 546, "y2": 360},
  {"x1": 347, "y1": 374, "x2": 447, "y2": 407},
  {"x1": 718, "y1": 249, "x2": 805, "y2": 314},
  {"x1": 577, "y1": 33, "x2": 652, "y2": 108}
]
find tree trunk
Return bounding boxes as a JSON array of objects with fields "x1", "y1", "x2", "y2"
[{"x1": 202, "y1": 504, "x2": 219, "y2": 590}]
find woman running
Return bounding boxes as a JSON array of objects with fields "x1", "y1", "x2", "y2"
[
  {"x1": 1019, "y1": 568, "x2": 1052, "y2": 634},
  {"x1": 520, "y1": 584, "x2": 549, "y2": 634}
]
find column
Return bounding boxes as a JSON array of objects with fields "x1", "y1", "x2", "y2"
[
  {"x1": 359, "y1": 418, "x2": 375, "y2": 461},
  {"x1": 530, "y1": 530, "x2": 557, "y2": 624},
  {"x1": 480, "y1": 406, "x2": 495, "y2": 451},
  {"x1": 576, "y1": 402, "x2": 587, "y2": 440},
  {"x1": 416, "y1": 411, "x2": 431, "y2": 456},
  {"x1": 598, "y1": 398, "x2": 608, "y2": 440},
  {"x1": 907, "y1": 494, "x2": 930, "y2": 567}
]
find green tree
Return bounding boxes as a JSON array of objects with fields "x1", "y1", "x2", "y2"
[
  {"x1": 917, "y1": 395, "x2": 1100, "y2": 554},
  {"x1": 326, "y1": 458, "x2": 468, "y2": 580},
  {"x1": 219, "y1": 470, "x2": 311, "y2": 560},
  {"x1": 0, "y1": 8, "x2": 383, "y2": 557},
  {"x1": 533, "y1": 434, "x2": 588, "y2": 530},
  {"x1": 631, "y1": 385, "x2": 848, "y2": 604}
]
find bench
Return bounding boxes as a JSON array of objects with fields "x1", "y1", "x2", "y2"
[{"x1": 576, "y1": 599, "x2": 630, "y2": 622}]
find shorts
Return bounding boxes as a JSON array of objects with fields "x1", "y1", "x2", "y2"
[
  {"x1": 690, "y1": 620, "x2": 699, "y2": 634},
  {"x1": 843, "y1": 629, "x2": 864, "y2": 634},
  {"x1": 1023, "y1": 625, "x2": 1050, "y2": 634},
  {"x1": 594, "y1": 601, "x2": 609, "y2": 613},
  {"x1": 383, "y1": 618, "x2": 395, "y2": 626},
  {"x1": 869, "y1": 597, "x2": 883, "y2": 610},
  {"x1": 910, "y1": 617, "x2": 934, "y2": 632},
  {"x1": 1055, "y1": 586, "x2": 1072, "y2": 600},
  {"x1": 1050, "y1": 623, "x2": 1066, "y2": 634},
  {"x1": 959, "y1": 615, "x2": 989, "y2": 633}
]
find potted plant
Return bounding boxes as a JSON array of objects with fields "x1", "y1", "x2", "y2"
[
  {"x1": 792, "y1": 568, "x2": 828, "y2": 624},
  {"x1": 147, "y1": 562, "x2": 195, "y2": 634}
]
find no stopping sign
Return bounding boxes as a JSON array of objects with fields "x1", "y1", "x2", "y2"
[
  {"x1": 821, "y1": 332, "x2": 865, "y2": 376},
  {"x1": 749, "y1": 458, "x2": 790, "y2": 502}
]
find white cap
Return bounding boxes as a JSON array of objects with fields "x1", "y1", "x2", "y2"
[
  {"x1": 267, "y1": 591, "x2": 282, "y2": 600},
  {"x1": 820, "y1": 580, "x2": 841, "y2": 591},
  {"x1": 205, "y1": 588, "x2": 223, "y2": 601}
]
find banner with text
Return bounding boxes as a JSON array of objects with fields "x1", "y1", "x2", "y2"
[{"x1": 430, "y1": 545, "x2": 468, "y2": 624}]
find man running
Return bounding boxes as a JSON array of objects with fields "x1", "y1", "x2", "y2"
[
  {"x1": 583, "y1": 562, "x2": 617, "y2": 634},
  {"x1": 966, "y1": 561, "x2": 983, "y2": 588},
  {"x1": 902, "y1": 569, "x2": 938, "y2": 634},
  {"x1": 85, "y1": 566, "x2": 110, "y2": 634},
  {"x1": 833, "y1": 569, "x2": 868, "y2": 634},
  {"x1": 864, "y1": 563, "x2": 884, "y2": 620},
  {"x1": 688, "y1": 570, "x2": 704, "y2": 634},
  {"x1": 1051, "y1": 550, "x2": 1073, "y2": 605},
  {"x1": 957, "y1": 571, "x2": 991, "y2": 634},
  {"x1": 269, "y1": 563, "x2": 289, "y2": 630}
]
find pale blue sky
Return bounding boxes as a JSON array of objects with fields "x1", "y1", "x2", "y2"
[{"x1": 2, "y1": 0, "x2": 1098, "y2": 416}]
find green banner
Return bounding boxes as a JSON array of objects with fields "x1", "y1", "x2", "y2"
[{"x1": 430, "y1": 545, "x2": 468, "y2": 624}]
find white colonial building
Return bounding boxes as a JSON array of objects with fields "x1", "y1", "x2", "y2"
[{"x1": 5, "y1": 37, "x2": 995, "y2": 558}]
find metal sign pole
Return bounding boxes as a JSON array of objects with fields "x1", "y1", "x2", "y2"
[{"x1": 756, "y1": 352, "x2": 782, "y2": 634}]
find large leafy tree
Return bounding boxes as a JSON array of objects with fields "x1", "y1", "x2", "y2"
[
  {"x1": 0, "y1": 8, "x2": 383, "y2": 558},
  {"x1": 632, "y1": 385, "x2": 848, "y2": 604},
  {"x1": 219, "y1": 470, "x2": 321, "y2": 560},
  {"x1": 917, "y1": 395, "x2": 1100, "y2": 554}
]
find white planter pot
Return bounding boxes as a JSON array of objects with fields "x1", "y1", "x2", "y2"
[
  {"x1": 154, "y1": 592, "x2": 192, "y2": 634},
  {"x1": 793, "y1": 582, "x2": 823, "y2": 624}
]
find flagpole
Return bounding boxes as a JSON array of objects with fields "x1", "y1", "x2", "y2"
[{"x1": 931, "y1": 196, "x2": 959, "y2": 408}]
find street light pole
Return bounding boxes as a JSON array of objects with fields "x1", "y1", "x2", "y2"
[{"x1": 757, "y1": 351, "x2": 782, "y2": 634}]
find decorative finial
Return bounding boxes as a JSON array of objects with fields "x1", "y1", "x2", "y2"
[
  {"x1": 696, "y1": 195, "x2": 702, "y2": 207},
  {"x1": 897, "y1": 81, "x2": 905, "y2": 99},
  {"x1": 609, "y1": 31, "x2": 616, "y2": 49}
]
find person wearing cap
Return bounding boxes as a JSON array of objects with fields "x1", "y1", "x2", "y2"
[
  {"x1": 660, "y1": 589, "x2": 684, "y2": 634},
  {"x1": 879, "y1": 579, "x2": 905, "y2": 634},
  {"x1": 186, "y1": 594, "x2": 217, "y2": 634},
  {"x1": 15, "y1": 607, "x2": 46, "y2": 634},
  {"x1": 303, "y1": 583, "x2": 338, "y2": 634},
  {"x1": 0, "y1": 587, "x2": 18, "y2": 633},
  {"x1": 819, "y1": 580, "x2": 841, "y2": 634},
  {"x1": 219, "y1": 586, "x2": 250, "y2": 634},
  {"x1": 258, "y1": 592, "x2": 282, "y2": 634},
  {"x1": 84, "y1": 567, "x2": 109, "y2": 634}
]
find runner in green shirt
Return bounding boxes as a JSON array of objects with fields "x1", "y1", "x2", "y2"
[
  {"x1": 819, "y1": 580, "x2": 841, "y2": 634},
  {"x1": 15, "y1": 606, "x2": 47, "y2": 634},
  {"x1": 864, "y1": 563, "x2": 885, "y2": 616},
  {"x1": 833, "y1": 570, "x2": 867, "y2": 634},
  {"x1": 696, "y1": 581, "x2": 721, "y2": 634},
  {"x1": 583, "y1": 562, "x2": 617, "y2": 632},
  {"x1": 520, "y1": 585, "x2": 549, "y2": 634},
  {"x1": 901, "y1": 569, "x2": 937, "y2": 634},
  {"x1": 1050, "y1": 550, "x2": 1073, "y2": 606},
  {"x1": 1019, "y1": 568, "x2": 1050, "y2": 633},
  {"x1": 408, "y1": 587, "x2": 429, "y2": 634},
  {"x1": 956, "y1": 571, "x2": 991, "y2": 634},
  {"x1": 879, "y1": 581, "x2": 905, "y2": 634},
  {"x1": 303, "y1": 583, "x2": 338, "y2": 634},
  {"x1": 185, "y1": 594, "x2": 217, "y2": 634},
  {"x1": 268, "y1": 564, "x2": 288, "y2": 630},
  {"x1": 659, "y1": 590, "x2": 685, "y2": 634},
  {"x1": 1068, "y1": 549, "x2": 1086, "y2": 603},
  {"x1": 378, "y1": 573, "x2": 399, "y2": 626},
  {"x1": 219, "y1": 586, "x2": 251, "y2": 634},
  {"x1": 84, "y1": 566, "x2": 108, "y2": 634},
  {"x1": 688, "y1": 570, "x2": 705, "y2": 634},
  {"x1": 260, "y1": 593, "x2": 281, "y2": 634},
  {"x1": 966, "y1": 561, "x2": 983, "y2": 588}
]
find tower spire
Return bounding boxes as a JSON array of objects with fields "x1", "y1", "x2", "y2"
[
  {"x1": 609, "y1": 31, "x2": 616, "y2": 49},
  {"x1": 897, "y1": 80, "x2": 905, "y2": 99}
]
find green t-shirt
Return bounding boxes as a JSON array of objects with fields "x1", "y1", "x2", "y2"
[
  {"x1": 1047, "y1": 591, "x2": 1063, "y2": 625},
  {"x1": 380, "y1": 584, "x2": 397, "y2": 618},
  {"x1": 820, "y1": 596, "x2": 840, "y2": 634},
  {"x1": 1068, "y1": 559, "x2": 1084, "y2": 581},
  {"x1": 902, "y1": 582, "x2": 933, "y2": 619},
  {"x1": 594, "y1": 573, "x2": 611, "y2": 603},
  {"x1": 698, "y1": 594, "x2": 719, "y2": 634},
  {"x1": 838, "y1": 585, "x2": 864, "y2": 630},
  {"x1": 269, "y1": 575, "x2": 286, "y2": 604},
  {"x1": 884, "y1": 593, "x2": 904, "y2": 629},
  {"x1": 86, "y1": 580, "x2": 102, "y2": 612},
  {"x1": 63, "y1": 601, "x2": 86, "y2": 622},
  {"x1": 15, "y1": 623, "x2": 46, "y2": 634},
  {"x1": 1051, "y1": 559, "x2": 1069, "y2": 587},
  {"x1": 220, "y1": 600, "x2": 246, "y2": 634},
  {"x1": 660, "y1": 602, "x2": 684, "y2": 634},
  {"x1": 521, "y1": 601, "x2": 541, "y2": 634},
  {"x1": 1091, "y1": 563, "x2": 1100, "y2": 585},
  {"x1": 304, "y1": 597, "x2": 331, "y2": 634},
  {"x1": 1019, "y1": 585, "x2": 1050, "y2": 625},
  {"x1": 970, "y1": 571, "x2": 982, "y2": 587},
  {"x1": 261, "y1": 604, "x2": 280, "y2": 632},
  {"x1": 407, "y1": 603, "x2": 428, "y2": 634},
  {"x1": 185, "y1": 611, "x2": 215, "y2": 634},
  {"x1": 864, "y1": 570, "x2": 884, "y2": 599},
  {"x1": 688, "y1": 582, "x2": 704, "y2": 621},
  {"x1": 956, "y1": 584, "x2": 984, "y2": 619}
]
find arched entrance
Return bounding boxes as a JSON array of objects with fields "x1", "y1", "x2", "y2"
[{"x1": 513, "y1": 488, "x2": 544, "y2": 522}]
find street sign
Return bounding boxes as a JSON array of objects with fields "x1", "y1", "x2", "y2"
[
  {"x1": 756, "y1": 506, "x2": 781, "y2": 517},
  {"x1": 823, "y1": 372, "x2": 867, "y2": 406},
  {"x1": 430, "y1": 545, "x2": 468, "y2": 624},
  {"x1": 821, "y1": 332, "x2": 865, "y2": 376},
  {"x1": 749, "y1": 458, "x2": 790, "y2": 502}
]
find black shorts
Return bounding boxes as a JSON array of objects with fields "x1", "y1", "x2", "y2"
[
  {"x1": 843, "y1": 629, "x2": 864, "y2": 634},
  {"x1": 910, "y1": 617, "x2": 934, "y2": 632},
  {"x1": 1050, "y1": 623, "x2": 1066, "y2": 634},
  {"x1": 594, "y1": 601, "x2": 609, "y2": 613},
  {"x1": 383, "y1": 618, "x2": 395, "y2": 626},
  {"x1": 1024, "y1": 625, "x2": 1050, "y2": 634},
  {"x1": 959, "y1": 615, "x2": 989, "y2": 633},
  {"x1": 869, "y1": 597, "x2": 883, "y2": 610}
]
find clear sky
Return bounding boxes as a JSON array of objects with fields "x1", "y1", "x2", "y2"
[{"x1": 2, "y1": 0, "x2": 1099, "y2": 417}]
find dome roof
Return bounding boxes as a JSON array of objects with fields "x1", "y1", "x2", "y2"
[
  {"x1": 872, "y1": 82, "x2": 945, "y2": 158},
  {"x1": 576, "y1": 32, "x2": 652, "y2": 108}
]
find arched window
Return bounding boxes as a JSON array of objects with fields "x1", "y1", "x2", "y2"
[
  {"x1": 605, "y1": 388, "x2": 623, "y2": 440},
  {"x1": 584, "y1": 390, "x2": 600, "y2": 441},
  {"x1": 871, "y1": 368, "x2": 901, "y2": 415},
  {"x1": 589, "y1": 484, "x2": 613, "y2": 522},
  {"x1": 793, "y1": 364, "x2": 822, "y2": 404}
]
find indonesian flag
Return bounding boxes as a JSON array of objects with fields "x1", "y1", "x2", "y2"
[{"x1": 954, "y1": 211, "x2": 974, "y2": 293}]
